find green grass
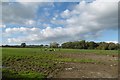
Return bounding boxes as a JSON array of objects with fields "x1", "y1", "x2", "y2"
[
  {"x1": 2, "y1": 47, "x2": 118, "y2": 78},
  {"x1": 60, "y1": 48, "x2": 118, "y2": 55},
  {"x1": 54, "y1": 58, "x2": 98, "y2": 63},
  {"x1": 2, "y1": 48, "x2": 60, "y2": 78},
  {"x1": 1, "y1": 47, "x2": 118, "y2": 55},
  {"x1": 2, "y1": 68, "x2": 45, "y2": 79}
]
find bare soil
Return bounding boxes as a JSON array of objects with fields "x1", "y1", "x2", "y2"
[{"x1": 50, "y1": 53, "x2": 118, "y2": 78}]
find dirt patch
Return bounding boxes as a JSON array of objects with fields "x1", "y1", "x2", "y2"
[
  {"x1": 52, "y1": 53, "x2": 118, "y2": 78},
  {"x1": 59, "y1": 53, "x2": 118, "y2": 64}
]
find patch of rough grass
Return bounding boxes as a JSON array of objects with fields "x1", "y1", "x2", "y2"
[
  {"x1": 60, "y1": 49, "x2": 118, "y2": 55},
  {"x1": 54, "y1": 58, "x2": 98, "y2": 63},
  {"x1": 2, "y1": 68, "x2": 46, "y2": 79}
]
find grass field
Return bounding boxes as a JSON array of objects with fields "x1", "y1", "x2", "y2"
[{"x1": 1, "y1": 48, "x2": 118, "y2": 78}]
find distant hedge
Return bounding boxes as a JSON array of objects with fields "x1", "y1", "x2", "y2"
[{"x1": 1, "y1": 40, "x2": 119, "y2": 50}]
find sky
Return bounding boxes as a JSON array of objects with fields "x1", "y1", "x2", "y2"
[{"x1": 0, "y1": 0, "x2": 119, "y2": 45}]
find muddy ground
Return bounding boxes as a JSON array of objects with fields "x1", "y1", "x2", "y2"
[{"x1": 48, "y1": 53, "x2": 118, "y2": 78}]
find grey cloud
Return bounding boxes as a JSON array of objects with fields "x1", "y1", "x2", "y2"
[
  {"x1": 2, "y1": 2, "x2": 36, "y2": 24},
  {"x1": 3, "y1": 0, "x2": 118, "y2": 44},
  {"x1": 2, "y1": 2, "x2": 53, "y2": 25}
]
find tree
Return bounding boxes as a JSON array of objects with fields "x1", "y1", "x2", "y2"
[
  {"x1": 39, "y1": 44, "x2": 44, "y2": 48},
  {"x1": 108, "y1": 42, "x2": 117, "y2": 50},
  {"x1": 61, "y1": 40, "x2": 119, "y2": 50},
  {"x1": 79, "y1": 40, "x2": 86, "y2": 49},
  {"x1": 50, "y1": 42, "x2": 59, "y2": 48},
  {"x1": 45, "y1": 45, "x2": 49, "y2": 48},
  {"x1": 87, "y1": 41, "x2": 98, "y2": 49},
  {"x1": 97, "y1": 42, "x2": 109, "y2": 50},
  {"x1": 21, "y1": 43, "x2": 26, "y2": 47}
]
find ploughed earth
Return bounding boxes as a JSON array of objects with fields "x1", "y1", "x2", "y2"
[{"x1": 48, "y1": 53, "x2": 118, "y2": 78}]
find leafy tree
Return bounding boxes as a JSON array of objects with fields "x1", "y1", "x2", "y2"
[
  {"x1": 21, "y1": 43, "x2": 26, "y2": 47},
  {"x1": 73, "y1": 41, "x2": 80, "y2": 49},
  {"x1": 79, "y1": 40, "x2": 86, "y2": 49},
  {"x1": 61, "y1": 40, "x2": 119, "y2": 50},
  {"x1": 87, "y1": 41, "x2": 98, "y2": 49},
  {"x1": 97, "y1": 42, "x2": 109, "y2": 50},
  {"x1": 108, "y1": 42, "x2": 117, "y2": 50},
  {"x1": 45, "y1": 45, "x2": 49, "y2": 48},
  {"x1": 39, "y1": 44, "x2": 44, "y2": 48},
  {"x1": 50, "y1": 42, "x2": 59, "y2": 48}
]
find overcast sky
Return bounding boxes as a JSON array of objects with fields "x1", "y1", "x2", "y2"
[{"x1": 0, "y1": 0, "x2": 119, "y2": 45}]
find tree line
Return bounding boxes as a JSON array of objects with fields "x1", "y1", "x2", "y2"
[
  {"x1": 1, "y1": 40, "x2": 119, "y2": 50},
  {"x1": 61, "y1": 40, "x2": 119, "y2": 50}
]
